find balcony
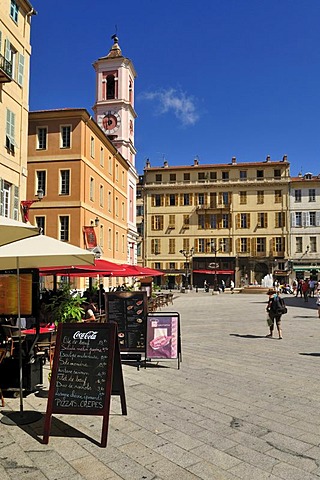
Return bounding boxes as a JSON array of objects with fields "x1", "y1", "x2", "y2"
[
  {"x1": 196, "y1": 203, "x2": 230, "y2": 212},
  {"x1": 0, "y1": 54, "x2": 13, "y2": 83}
]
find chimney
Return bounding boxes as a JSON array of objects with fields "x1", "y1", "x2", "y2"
[
  {"x1": 266, "y1": 155, "x2": 271, "y2": 162},
  {"x1": 282, "y1": 155, "x2": 288, "y2": 162},
  {"x1": 231, "y1": 156, "x2": 236, "y2": 165},
  {"x1": 145, "y1": 159, "x2": 150, "y2": 168},
  {"x1": 194, "y1": 157, "x2": 199, "y2": 166},
  {"x1": 163, "y1": 160, "x2": 168, "y2": 168}
]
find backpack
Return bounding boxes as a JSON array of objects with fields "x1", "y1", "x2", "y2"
[{"x1": 270, "y1": 296, "x2": 287, "y2": 315}]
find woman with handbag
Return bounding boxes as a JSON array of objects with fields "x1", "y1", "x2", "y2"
[{"x1": 266, "y1": 289, "x2": 285, "y2": 339}]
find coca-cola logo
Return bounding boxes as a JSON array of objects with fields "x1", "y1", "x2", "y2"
[
  {"x1": 208, "y1": 262, "x2": 219, "y2": 269},
  {"x1": 73, "y1": 331, "x2": 98, "y2": 340}
]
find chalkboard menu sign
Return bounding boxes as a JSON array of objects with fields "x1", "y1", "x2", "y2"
[
  {"x1": 105, "y1": 291, "x2": 147, "y2": 353},
  {"x1": 43, "y1": 322, "x2": 126, "y2": 447}
]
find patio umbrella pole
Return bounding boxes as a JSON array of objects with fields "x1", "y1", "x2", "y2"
[{"x1": 17, "y1": 257, "x2": 23, "y2": 415}]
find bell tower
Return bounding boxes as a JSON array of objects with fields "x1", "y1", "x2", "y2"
[
  {"x1": 93, "y1": 36, "x2": 138, "y2": 265},
  {"x1": 92, "y1": 35, "x2": 137, "y2": 167}
]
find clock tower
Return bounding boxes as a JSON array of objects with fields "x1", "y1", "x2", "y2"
[{"x1": 93, "y1": 35, "x2": 138, "y2": 264}]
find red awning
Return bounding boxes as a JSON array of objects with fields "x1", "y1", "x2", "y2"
[
  {"x1": 193, "y1": 269, "x2": 235, "y2": 275},
  {"x1": 112, "y1": 264, "x2": 165, "y2": 277},
  {"x1": 39, "y1": 259, "x2": 125, "y2": 277}
]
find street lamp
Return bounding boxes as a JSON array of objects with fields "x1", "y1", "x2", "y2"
[
  {"x1": 210, "y1": 240, "x2": 220, "y2": 292},
  {"x1": 20, "y1": 189, "x2": 44, "y2": 223},
  {"x1": 179, "y1": 247, "x2": 194, "y2": 290}
]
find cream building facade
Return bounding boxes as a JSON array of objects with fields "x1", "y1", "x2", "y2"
[
  {"x1": 0, "y1": 0, "x2": 35, "y2": 219},
  {"x1": 141, "y1": 156, "x2": 291, "y2": 288},
  {"x1": 289, "y1": 173, "x2": 320, "y2": 280}
]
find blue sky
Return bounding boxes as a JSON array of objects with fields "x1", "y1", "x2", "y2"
[{"x1": 29, "y1": 0, "x2": 320, "y2": 176}]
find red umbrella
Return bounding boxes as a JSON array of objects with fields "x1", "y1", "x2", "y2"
[
  {"x1": 113, "y1": 264, "x2": 165, "y2": 277},
  {"x1": 39, "y1": 259, "x2": 125, "y2": 277}
]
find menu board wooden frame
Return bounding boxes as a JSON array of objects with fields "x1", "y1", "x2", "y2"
[
  {"x1": 105, "y1": 291, "x2": 147, "y2": 355},
  {"x1": 0, "y1": 269, "x2": 39, "y2": 317},
  {"x1": 43, "y1": 322, "x2": 126, "y2": 447},
  {"x1": 146, "y1": 312, "x2": 182, "y2": 369}
]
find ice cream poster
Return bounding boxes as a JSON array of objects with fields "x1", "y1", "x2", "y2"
[{"x1": 146, "y1": 316, "x2": 178, "y2": 359}]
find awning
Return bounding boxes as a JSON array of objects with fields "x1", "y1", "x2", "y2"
[
  {"x1": 193, "y1": 269, "x2": 234, "y2": 275},
  {"x1": 293, "y1": 266, "x2": 320, "y2": 272}
]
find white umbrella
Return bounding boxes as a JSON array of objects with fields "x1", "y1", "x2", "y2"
[
  {"x1": 0, "y1": 215, "x2": 40, "y2": 247},
  {"x1": 0, "y1": 234, "x2": 95, "y2": 424}
]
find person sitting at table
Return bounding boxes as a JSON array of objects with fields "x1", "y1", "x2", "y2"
[{"x1": 82, "y1": 302, "x2": 97, "y2": 322}]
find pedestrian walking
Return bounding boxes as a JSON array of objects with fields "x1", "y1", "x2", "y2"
[
  {"x1": 316, "y1": 288, "x2": 320, "y2": 319},
  {"x1": 266, "y1": 289, "x2": 286, "y2": 339},
  {"x1": 230, "y1": 279, "x2": 234, "y2": 293},
  {"x1": 302, "y1": 279, "x2": 309, "y2": 302}
]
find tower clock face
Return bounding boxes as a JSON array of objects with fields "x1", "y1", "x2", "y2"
[{"x1": 101, "y1": 110, "x2": 121, "y2": 134}]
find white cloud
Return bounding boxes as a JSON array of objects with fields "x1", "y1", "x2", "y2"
[{"x1": 140, "y1": 88, "x2": 199, "y2": 126}]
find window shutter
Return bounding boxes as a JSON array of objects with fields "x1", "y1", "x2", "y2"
[
  {"x1": 236, "y1": 238, "x2": 240, "y2": 253},
  {"x1": 247, "y1": 214, "x2": 250, "y2": 229},
  {"x1": 247, "y1": 238, "x2": 250, "y2": 253},
  {"x1": 5, "y1": 38, "x2": 11, "y2": 62},
  {"x1": 218, "y1": 214, "x2": 223, "y2": 229},
  {"x1": 236, "y1": 213, "x2": 240, "y2": 229},
  {"x1": 151, "y1": 239, "x2": 155, "y2": 254},
  {"x1": 271, "y1": 237, "x2": 276, "y2": 255},
  {"x1": 251, "y1": 238, "x2": 256, "y2": 256},
  {"x1": 13, "y1": 185, "x2": 19, "y2": 220},
  {"x1": 275, "y1": 212, "x2": 278, "y2": 228},
  {"x1": 228, "y1": 238, "x2": 232, "y2": 253},
  {"x1": 194, "y1": 238, "x2": 198, "y2": 252},
  {"x1": 302, "y1": 211, "x2": 308, "y2": 227},
  {"x1": 316, "y1": 212, "x2": 320, "y2": 227},
  {"x1": 282, "y1": 212, "x2": 286, "y2": 227},
  {"x1": 291, "y1": 212, "x2": 296, "y2": 227},
  {"x1": 264, "y1": 213, "x2": 268, "y2": 228},
  {"x1": 0, "y1": 179, "x2": 4, "y2": 216},
  {"x1": 165, "y1": 194, "x2": 169, "y2": 206},
  {"x1": 18, "y1": 53, "x2": 24, "y2": 85},
  {"x1": 189, "y1": 193, "x2": 193, "y2": 206}
]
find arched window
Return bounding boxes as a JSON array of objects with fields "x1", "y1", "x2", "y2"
[{"x1": 107, "y1": 75, "x2": 115, "y2": 99}]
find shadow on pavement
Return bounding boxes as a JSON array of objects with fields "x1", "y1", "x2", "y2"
[
  {"x1": 299, "y1": 353, "x2": 320, "y2": 357},
  {"x1": 230, "y1": 334, "x2": 266, "y2": 339}
]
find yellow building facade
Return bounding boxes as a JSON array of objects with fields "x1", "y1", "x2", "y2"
[
  {"x1": 141, "y1": 156, "x2": 290, "y2": 288},
  {"x1": 0, "y1": 0, "x2": 35, "y2": 218}
]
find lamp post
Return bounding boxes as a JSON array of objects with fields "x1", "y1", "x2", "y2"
[
  {"x1": 20, "y1": 189, "x2": 44, "y2": 223},
  {"x1": 179, "y1": 247, "x2": 194, "y2": 291},
  {"x1": 210, "y1": 240, "x2": 220, "y2": 292}
]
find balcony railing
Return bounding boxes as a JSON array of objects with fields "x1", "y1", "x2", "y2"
[{"x1": 0, "y1": 54, "x2": 13, "y2": 83}]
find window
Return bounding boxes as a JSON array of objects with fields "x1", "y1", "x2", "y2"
[
  {"x1": 36, "y1": 171, "x2": 46, "y2": 195},
  {"x1": 121, "y1": 202, "x2": 125, "y2": 220},
  {"x1": 198, "y1": 215, "x2": 205, "y2": 229},
  {"x1": 115, "y1": 197, "x2": 119, "y2": 216},
  {"x1": 239, "y1": 191, "x2": 247, "y2": 204},
  {"x1": 209, "y1": 192, "x2": 217, "y2": 208},
  {"x1": 35, "y1": 216, "x2": 45, "y2": 234},
  {"x1": 106, "y1": 74, "x2": 115, "y2": 99},
  {"x1": 222, "y1": 171, "x2": 229, "y2": 181},
  {"x1": 240, "y1": 238, "x2": 248, "y2": 253},
  {"x1": 59, "y1": 216, "x2": 69, "y2": 241},
  {"x1": 169, "y1": 173, "x2": 176, "y2": 182},
  {"x1": 184, "y1": 173, "x2": 190, "y2": 181},
  {"x1": 168, "y1": 215, "x2": 175, "y2": 228},
  {"x1": 151, "y1": 215, "x2": 163, "y2": 230},
  {"x1": 100, "y1": 147, "x2": 104, "y2": 167},
  {"x1": 275, "y1": 212, "x2": 285, "y2": 228},
  {"x1": 137, "y1": 205, "x2": 143, "y2": 216},
  {"x1": 294, "y1": 212, "x2": 302, "y2": 227},
  {"x1": 295, "y1": 237, "x2": 302, "y2": 253},
  {"x1": 294, "y1": 189, "x2": 301, "y2": 202},
  {"x1": 198, "y1": 238, "x2": 205, "y2": 253},
  {"x1": 10, "y1": 1, "x2": 19, "y2": 22},
  {"x1": 274, "y1": 237, "x2": 284, "y2": 253},
  {"x1": 210, "y1": 172, "x2": 217, "y2": 181},
  {"x1": 5, "y1": 39, "x2": 16, "y2": 80},
  {"x1": 183, "y1": 215, "x2": 190, "y2": 228},
  {"x1": 256, "y1": 237, "x2": 266, "y2": 253},
  {"x1": 183, "y1": 238, "x2": 190, "y2": 251},
  {"x1": 309, "y1": 212, "x2": 316, "y2": 226},
  {"x1": 153, "y1": 194, "x2": 163, "y2": 207},
  {"x1": 60, "y1": 126, "x2": 71, "y2": 148},
  {"x1": 309, "y1": 189, "x2": 316, "y2": 202},
  {"x1": 240, "y1": 171, "x2": 247, "y2": 181},
  {"x1": 169, "y1": 194, "x2": 177, "y2": 206},
  {"x1": 89, "y1": 137, "x2": 95, "y2": 157},
  {"x1": 108, "y1": 228, "x2": 112, "y2": 250},
  {"x1": 222, "y1": 214, "x2": 229, "y2": 228},
  {"x1": 99, "y1": 185, "x2": 104, "y2": 207},
  {"x1": 238, "y1": 213, "x2": 250, "y2": 229},
  {"x1": 108, "y1": 156, "x2": 112, "y2": 174},
  {"x1": 257, "y1": 191, "x2": 264, "y2": 204},
  {"x1": 257, "y1": 170, "x2": 264, "y2": 179},
  {"x1": 37, "y1": 127, "x2": 47, "y2": 150},
  {"x1": 198, "y1": 172, "x2": 206, "y2": 181},
  {"x1": 219, "y1": 238, "x2": 230, "y2": 253},
  {"x1": 257, "y1": 212, "x2": 267, "y2": 228},
  {"x1": 195, "y1": 193, "x2": 204, "y2": 205},
  {"x1": 108, "y1": 191, "x2": 112, "y2": 212},
  {"x1": 155, "y1": 174, "x2": 162, "y2": 182},
  {"x1": 151, "y1": 239, "x2": 161, "y2": 255},
  {"x1": 220, "y1": 192, "x2": 229, "y2": 206},
  {"x1": 183, "y1": 193, "x2": 190, "y2": 206},
  {"x1": 60, "y1": 170, "x2": 70, "y2": 195},
  {"x1": 274, "y1": 169, "x2": 281, "y2": 178},
  {"x1": 100, "y1": 225, "x2": 104, "y2": 248},
  {"x1": 275, "y1": 190, "x2": 282, "y2": 203},
  {"x1": 169, "y1": 262, "x2": 175, "y2": 269},
  {"x1": 115, "y1": 164, "x2": 119, "y2": 182},
  {"x1": 115, "y1": 231, "x2": 119, "y2": 251},
  {"x1": 169, "y1": 238, "x2": 175, "y2": 254},
  {"x1": 209, "y1": 214, "x2": 217, "y2": 229},
  {"x1": 310, "y1": 237, "x2": 317, "y2": 253},
  {"x1": 6, "y1": 109, "x2": 15, "y2": 153},
  {"x1": 89, "y1": 177, "x2": 94, "y2": 201}
]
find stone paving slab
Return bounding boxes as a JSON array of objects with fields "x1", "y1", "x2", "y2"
[{"x1": 1, "y1": 291, "x2": 320, "y2": 479}]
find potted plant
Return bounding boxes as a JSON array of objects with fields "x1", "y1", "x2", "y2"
[{"x1": 45, "y1": 284, "x2": 85, "y2": 326}]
